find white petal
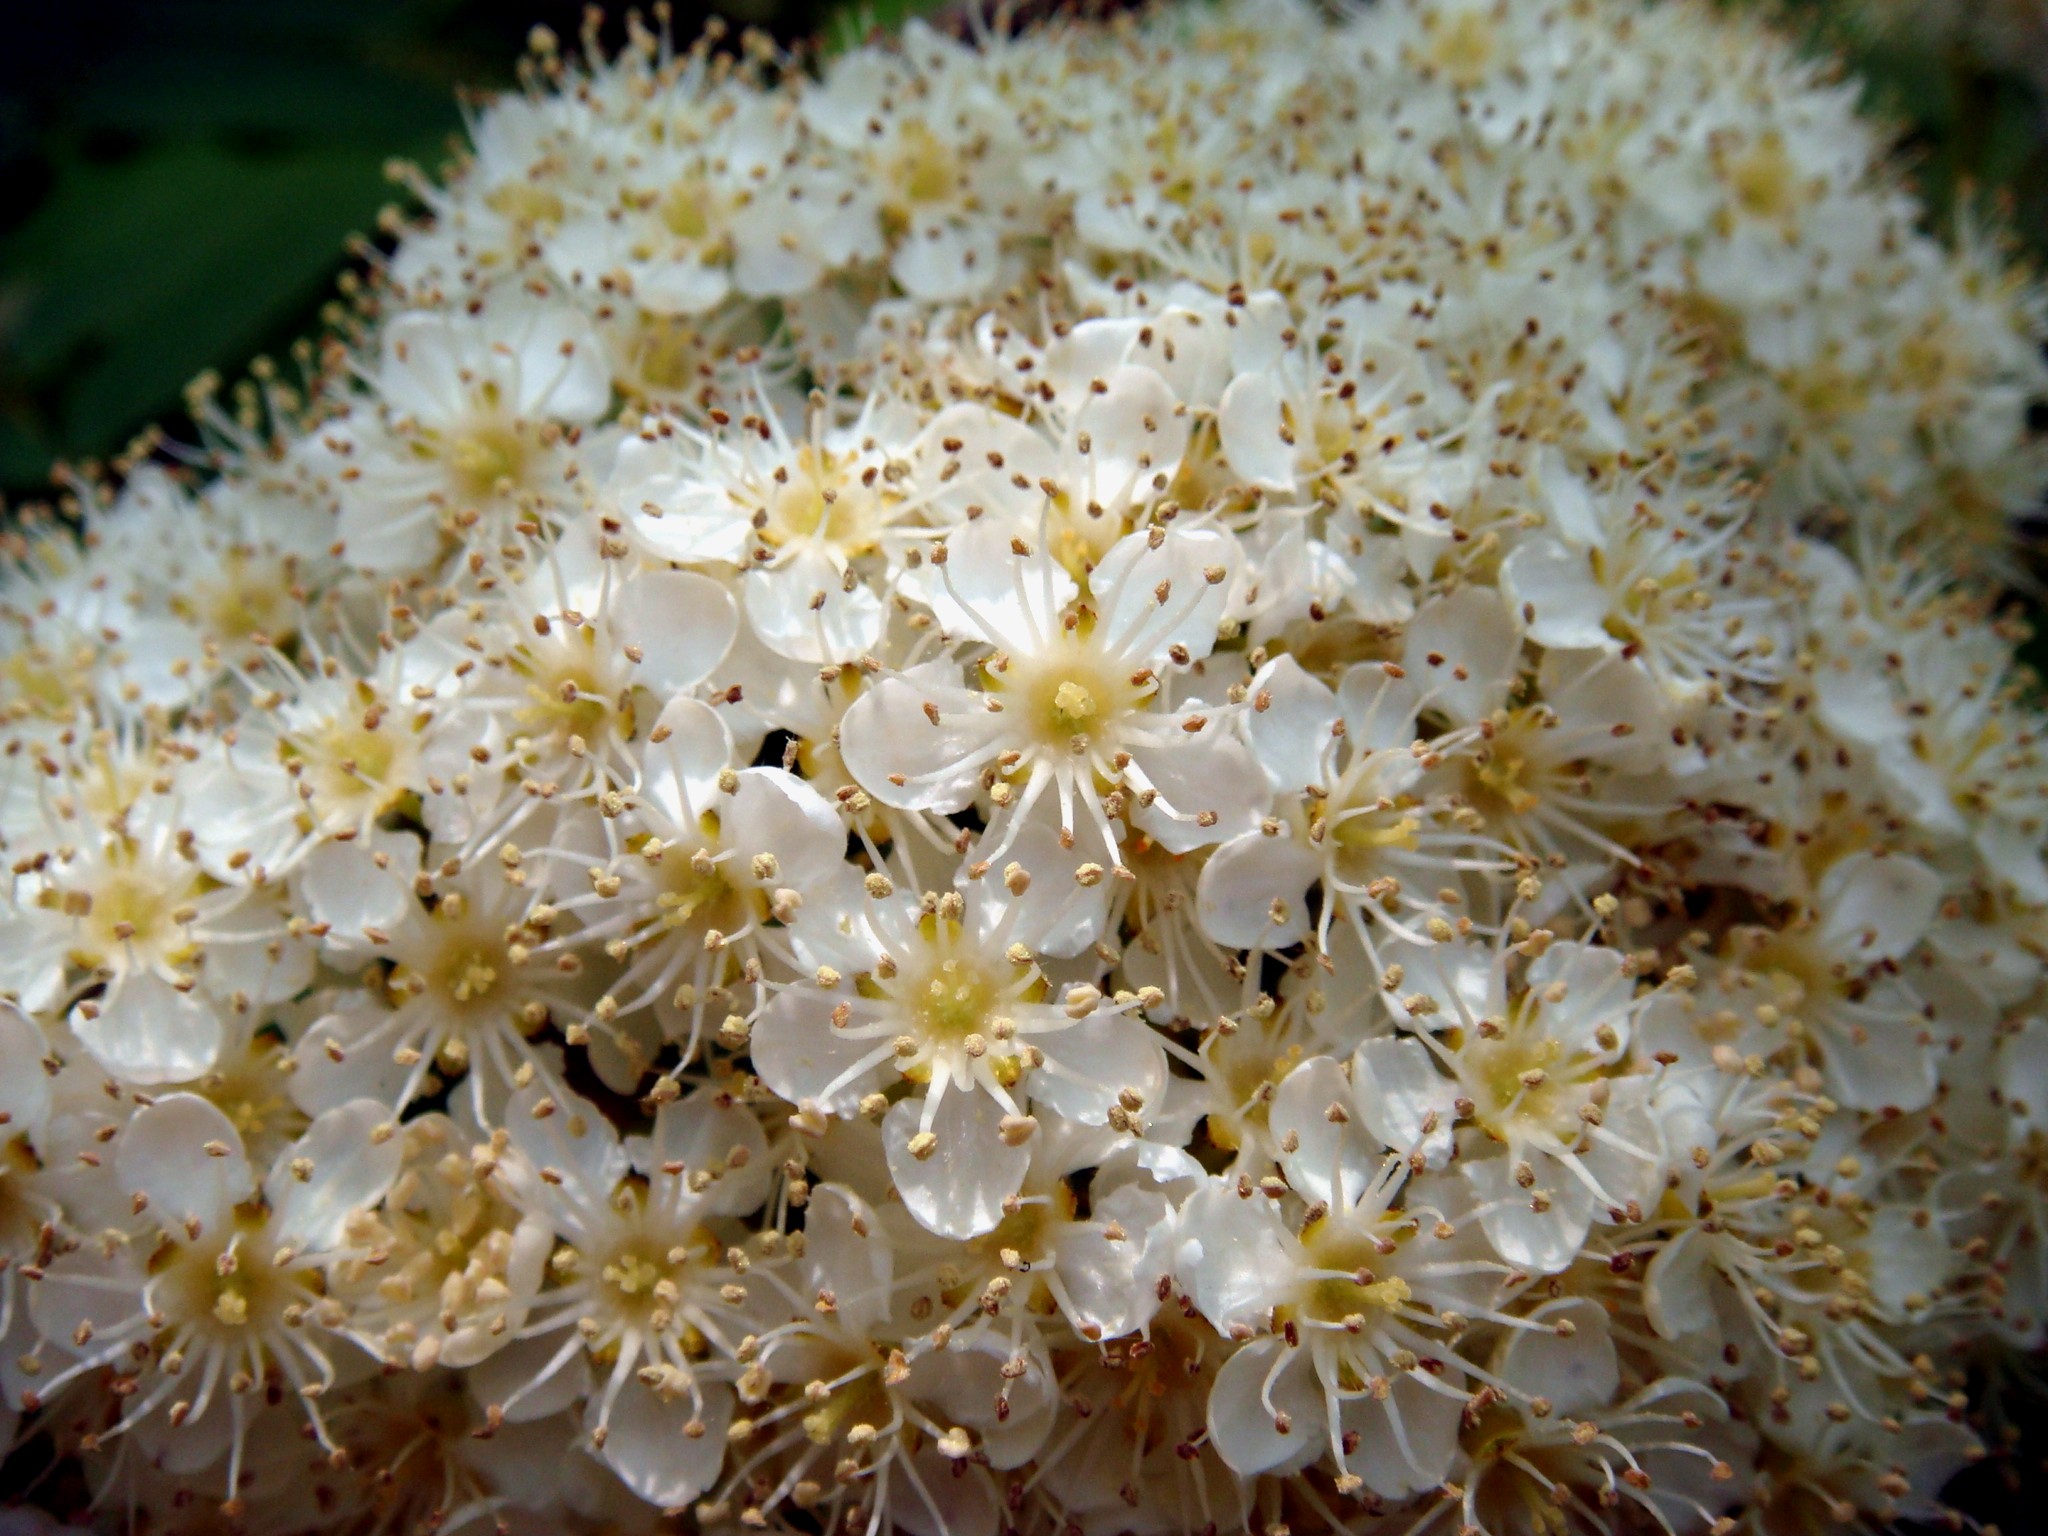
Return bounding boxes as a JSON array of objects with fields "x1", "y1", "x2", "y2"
[
  {"x1": 466, "y1": 1331, "x2": 590, "y2": 1420},
  {"x1": 1492, "y1": 1297, "x2": 1618, "y2": 1417},
  {"x1": 1335, "y1": 526, "x2": 1415, "y2": 627},
  {"x1": 839, "y1": 665, "x2": 1004, "y2": 813},
  {"x1": 1090, "y1": 526, "x2": 1238, "y2": 665},
  {"x1": 1815, "y1": 852, "x2": 1940, "y2": 964},
  {"x1": 729, "y1": 205, "x2": 828, "y2": 296},
  {"x1": 750, "y1": 987, "x2": 888, "y2": 1116},
  {"x1": 908, "y1": 1337, "x2": 1055, "y2": 1468},
  {"x1": 119, "y1": 1094, "x2": 250, "y2": 1236},
  {"x1": 1028, "y1": 1013, "x2": 1167, "y2": 1126},
  {"x1": 1642, "y1": 1227, "x2": 1721, "y2": 1342},
  {"x1": 72, "y1": 971, "x2": 223, "y2": 1086},
  {"x1": 744, "y1": 553, "x2": 883, "y2": 664},
  {"x1": 504, "y1": 302, "x2": 611, "y2": 423},
  {"x1": 1863, "y1": 1203, "x2": 1957, "y2": 1314},
  {"x1": 1269, "y1": 1055, "x2": 1379, "y2": 1210},
  {"x1": 1217, "y1": 372, "x2": 1296, "y2": 492},
  {"x1": 1823, "y1": 1009, "x2": 1938, "y2": 1112},
  {"x1": 884, "y1": 1088, "x2": 1029, "y2": 1239},
  {"x1": 289, "y1": 1001, "x2": 416, "y2": 1114},
  {"x1": 296, "y1": 839, "x2": 415, "y2": 947},
  {"x1": 1463, "y1": 1153, "x2": 1593, "y2": 1275},
  {"x1": 1403, "y1": 587, "x2": 1519, "y2": 725},
  {"x1": 893, "y1": 1446, "x2": 1000, "y2": 1536},
  {"x1": 1368, "y1": 934, "x2": 1496, "y2": 1032},
  {"x1": 610, "y1": 570, "x2": 738, "y2": 693},
  {"x1": 1128, "y1": 732, "x2": 1267, "y2": 853},
  {"x1": 632, "y1": 257, "x2": 734, "y2": 317},
  {"x1": 270, "y1": 1099, "x2": 402, "y2": 1251},
  {"x1": 197, "y1": 894, "x2": 315, "y2": 1010},
  {"x1": 642, "y1": 1090, "x2": 773, "y2": 1218},
  {"x1": 800, "y1": 1183, "x2": 893, "y2": 1334},
  {"x1": 891, "y1": 220, "x2": 1000, "y2": 302},
  {"x1": 0, "y1": 1004, "x2": 52, "y2": 1132},
  {"x1": 1175, "y1": 1178, "x2": 1292, "y2": 1332},
  {"x1": 1501, "y1": 537, "x2": 1613, "y2": 651},
  {"x1": 1055, "y1": 1184, "x2": 1173, "y2": 1340},
  {"x1": 1205, "y1": 1336, "x2": 1322, "y2": 1476},
  {"x1": 30, "y1": 1244, "x2": 145, "y2": 1367},
  {"x1": 1335, "y1": 1368, "x2": 1464, "y2": 1498},
  {"x1": 1976, "y1": 818, "x2": 2048, "y2": 905},
  {"x1": 1336, "y1": 662, "x2": 1423, "y2": 751},
  {"x1": 1530, "y1": 448, "x2": 1606, "y2": 547},
  {"x1": 1351, "y1": 1035, "x2": 1456, "y2": 1168},
  {"x1": 1245, "y1": 654, "x2": 1339, "y2": 793},
  {"x1": 608, "y1": 435, "x2": 753, "y2": 567},
  {"x1": 1196, "y1": 831, "x2": 1320, "y2": 950},
  {"x1": 637, "y1": 697, "x2": 734, "y2": 827},
  {"x1": 913, "y1": 404, "x2": 1059, "y2": 527},
  {"x1": 1523, "y1": 942, "x2": 1633, "y2": 1055},
  {"x1": 2001, "y1": 1018, "x2": 2048, "y2": 1138},
  {"x1": 726, "y1": 769, "x2": 845, "y2": 889},
  {"x1": 1073, "y1": 365, "x2": 1189, "y2": 512},
  {"x1": 923, "y1": 517, "x2": 1072, "y2": 642},
  {"x1": 591, "y1": 1379, "x2": 733, "y2": 1508},
  {"x1": 503, "y1": 1084, "x2": 627, "y2": 1226},
  {"x1": 378, "y1": 314, "x2": 469, "y2": 424},
  {"x1": 961, "y1": 804, "x2": 1112, "y2": 959}
]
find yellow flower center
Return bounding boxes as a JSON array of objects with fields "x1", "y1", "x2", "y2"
[
  {"x1": 1296, "y1": 1219, "x2": 1415, "y2": 1325},
  {"x1": 442, "y1": 406, "x2": 532, "y2": 502},
  {"x1": 1426, "y1": 10, "x2": 1498, "y2": 88},
  {"x1": 1727, "y1": 132, "x2": 1800, "y2": 222}
]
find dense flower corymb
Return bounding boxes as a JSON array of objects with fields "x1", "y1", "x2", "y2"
[{"x1": 2, "y1": 1, "x2": 2046, "y2": 1532}]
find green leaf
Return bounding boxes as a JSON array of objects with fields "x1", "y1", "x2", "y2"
[
  {"x1": 821, "y1": 0, "x2": 954, "y2": 53},
  {"x1": 0, "y1": 139, "x2": 418, "y2": 469}
]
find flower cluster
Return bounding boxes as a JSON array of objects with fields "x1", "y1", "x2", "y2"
[{"x1": 2, "y1": 2, "x2": 2046, "y2": 1533}]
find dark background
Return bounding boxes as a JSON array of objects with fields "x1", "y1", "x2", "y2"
[{"x1": 0, "y1": 0, "x2": 2043, "y2": 1529}]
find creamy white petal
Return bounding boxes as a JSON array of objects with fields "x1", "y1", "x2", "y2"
[
  {"x1": 1205, "y1": 1335, "x2": 1323, "y2": 1476},
  {"x1": 591, "y1": 1379, "x2": 734, "y2": 1509},
  {"x1": 1217, "y1": 371, "x2": 1297, "y2": 492},
  {"x1": 1351, "y1": 1035, "x2": 1456, "y2": 1168},
  {"x1": 118, "y1": 1093, "x2": 250, "y2": 1236},
  {"x1": 1269, "y1": 1054, "x2": 1379, "y2": 1209},
  {"x1": 884, "y1": 1087, "x2": 1030, "y2": 1239},
  {"x1": 610, "y1": 569, "x2": 739, "y2": 693},
  {"x1": 1815, "y1": 851, "x2": 1941, "y2": 964},
  {"x1": 1196, "y1": 830, "x2": 1320, "y2": 950},
  {"x1": 270, "y1": 1099, "x2": 404, "y2": 1251},
  {"x1": 72, "y1": 972, "x2": 224, "y2": 1087}
]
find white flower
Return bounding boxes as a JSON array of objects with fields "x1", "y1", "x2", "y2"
[
  {"x1": 552, "y1": 696, "x2": 854, "y2": 1069},
  {"x1": 28, "y1": 1096, "x2": 399, "y2": 1488},
  {"x1": 485, "y1": 1081, "x2": 767, "y2": 1509},
  {"x1": 11, "y1": 787, "x2": 307, "y2": 1086},
  {"x1": 841, "y1": 524, "x2": 1264, "y2": 863},
  {"x1": 1720, "y1": 849, "x2": 1946, "y2": 1110},
  {"x1": 752, "y1": 874, "x2": 1166, "y2": 1237},
  {"x1": 290, "y1": 850, "x2": 593, "y2": 1117},
  {"x1": 329, "y1": 1112, "x2": 551, "y2": 1372},
  {"x1": 610, "y1": 390, "x2": 927, "y2": 664},
  {"x1": 333, "y1": 297, "x2": 611, "y2": 573},
  {"x1": 736, "y1": 1182, "x2": 1058, "y2": 1536},
  {"x1": 1177, "y1": 1159, "x2": 1491, "y2": 1498},
  {"x1": 1377, "y1": 936, "x2": 1669, "y2": 1272}
]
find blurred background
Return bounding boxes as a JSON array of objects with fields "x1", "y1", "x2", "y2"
[{"x1": 0, "y1": 0, "x2": 2044, "y2": 1525}]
